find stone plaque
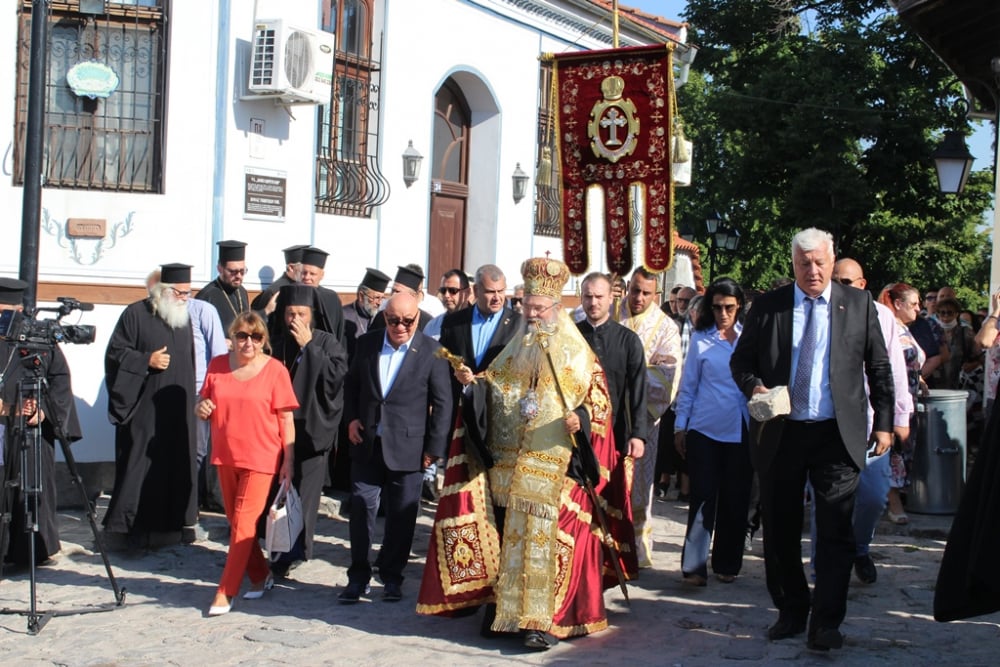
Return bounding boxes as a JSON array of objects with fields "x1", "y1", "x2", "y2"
[{"x1": 67, "y1": 218, "x2": 107, "y2": 238}]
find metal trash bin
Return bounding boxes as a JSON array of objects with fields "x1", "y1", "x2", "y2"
[{"x1": 909, "y1": 389, "x2": 967, "y2": 515}]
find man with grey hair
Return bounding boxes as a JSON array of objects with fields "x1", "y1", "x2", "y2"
[
  {"x1": 105, "y1": 263, "x2": 200, "y2": 546},
  {"x1": 731, "y1": 228, "x2": 894, "y2": 651}
]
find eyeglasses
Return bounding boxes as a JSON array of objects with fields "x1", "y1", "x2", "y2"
[
  {"x1": 937, "y1": 310, "x2": 956, "y2": 316},
  {"x1": 385, "y1": 315, "x2": 418, "y2": 328},
  {"x1": 224, "y1": 268, "x2": 248, "y2": 276},
  {"x1": 925, "y1": 294, "x2": 937, "y2": 301},
  {"x1": 712, "y1": 304, "x2": 739, "y2": 313},
  {"x1": 438, "y1": 286, "x2": 462, "y2": 296},
  {"x1": 676, "y1": 297, "x2": 691, "y2": 304},
  {"x1": 233, "y1": 331, "x2": 264, "y2": 343},
  {"x1": 838, "y1": 278, "x2": 856, "y2": 285},
  {"x1": 170, "y1": 287, "x2": 192, "y2": 298},
  {"x1": 509, "y1": 297, "x2": 523, "y2": 306}
]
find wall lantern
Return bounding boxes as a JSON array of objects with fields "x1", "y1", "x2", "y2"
[
  {"x1": 932, "y1": 130, "x2": 975, "y2": 194},
  {"x1": 512, "y1": 163, "x2": 529, "y2": 204},
  {"x1": 402, "y1": 140, "x2": 423, "y2": 188}
]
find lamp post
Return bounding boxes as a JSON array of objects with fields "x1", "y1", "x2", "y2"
[{"x1": 704, "y1": 211, "x2": 740, "y2": 281}]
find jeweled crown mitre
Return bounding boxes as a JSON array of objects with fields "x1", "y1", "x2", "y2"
[{"x1": 520, "y1": 258, "x2": 570, "y2": 300}]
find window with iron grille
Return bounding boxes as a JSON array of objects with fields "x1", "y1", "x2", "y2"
[
  {"x1": 316, "y1": 0, "x2": 389, "y2": 218},
  {"x1": 13, "y1": 1, "x2": 168, "y2": 193}
]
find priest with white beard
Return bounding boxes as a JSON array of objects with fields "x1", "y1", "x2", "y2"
[{"x1": 104, "y1": 263, "x2": 199, "y2": 546}]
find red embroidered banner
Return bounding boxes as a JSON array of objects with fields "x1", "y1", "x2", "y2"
[{"x1": 548, "y1": 45, "x2": 675, "y2": 275}]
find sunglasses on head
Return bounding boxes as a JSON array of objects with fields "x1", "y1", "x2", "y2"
[
  {"x1": 438, "y1": 286, "x2": 462, "y2": 296},
  {"x1": 385, "y1": 315, "x2": 417, "y2": 328},
  {"x1": 233, "y1": 331, "x2": 264, "y2": 343}
]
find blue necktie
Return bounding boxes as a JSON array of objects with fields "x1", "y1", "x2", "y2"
[{"x1": 791, "y1": 297, "x2": 816, "y2": 413}]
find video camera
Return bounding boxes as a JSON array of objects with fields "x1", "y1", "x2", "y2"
[{"x1": 0, "y1": 297, "x2": 96, "y2": 346}]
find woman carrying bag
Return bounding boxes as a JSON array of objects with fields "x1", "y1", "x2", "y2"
[{"x1": 196, "y1": 312, "x2": 299, "y2": 616}]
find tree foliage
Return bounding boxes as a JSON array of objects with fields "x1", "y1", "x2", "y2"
[{"x1": 674, "y1": 0, "x2": 994, "y2": 307}]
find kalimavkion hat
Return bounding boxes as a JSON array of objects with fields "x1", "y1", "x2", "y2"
[
  {"x1": 278, "y1": 283, "x2": 316, "y2": 307},
  {"x1": 300, "y1": 247, "x2": 329, "y2": 269},
  {"x1": 393, "y1": 265, "x2": 424, "y2": 292},
  {"x1": 0, "y1": 277, "x2": 28, "y2": 306},
  {"x1": 360, "y1": 267, "x2": 391, "y2": 292},
  {"x1": 282, "y1": 244, "x2": 309, "y2": 264},
  {"x1": 160, "y1": 263, "x2": 192, "y2": 284},
  {"x1": 216, "y1": 240, "x2": 247, "y2": 263}
]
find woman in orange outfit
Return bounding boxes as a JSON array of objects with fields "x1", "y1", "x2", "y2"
[{"x1": 196, "y1": 312, "x2": 298, "y2": 615}]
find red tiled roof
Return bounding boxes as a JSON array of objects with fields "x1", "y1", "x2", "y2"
[{"x1": 588, "y1": 0, "x2": 687, "y2": 39}]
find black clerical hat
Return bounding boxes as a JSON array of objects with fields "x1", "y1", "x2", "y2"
[
  {"x1": 217, "y1": 240, "x2": 247, "y2": 263},
  {"x1": 161, "y1": 263, "x2": 192, "y2": 284},
  {"x1": 394, "y1": 265, "x2": 424, "y2": 292},
  {"x1": 301, "y1": 247, "x2": 329, "y2": 269},
  {"x1": 279, "y1": 283, "x2": 315, "y2": 307},
  {"x1": 282, "y1": 244, "x2": 309, "y2": 264},
  {"x1": 361, "y1": 267, "x2": 391, "y2": 292},
  {"x1": 0, "y1": 277, "x2": 27, "y2": 306}
]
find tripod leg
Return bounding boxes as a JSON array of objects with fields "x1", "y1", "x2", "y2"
[{"x1": 58, "y1": 437, "x2": 126, "y2": 606}]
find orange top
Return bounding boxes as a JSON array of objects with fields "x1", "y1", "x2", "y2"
[{"x1": 201, "y1": 355, "x2": 299, "y2": 473}]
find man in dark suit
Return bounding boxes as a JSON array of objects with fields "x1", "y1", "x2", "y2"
[
  {"x1": 341, "y1": 291, "x2": 453, "y2": 603},
  {"x1": 730, "y1": 227, "x2": 894, "y2": 652},
  {"x1": 440, "y1": 264, "x2": 520, "y2": 388}
]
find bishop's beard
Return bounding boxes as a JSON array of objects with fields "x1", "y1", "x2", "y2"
[{"x1": 152, "y1": 285, "x2": 191, "y2": 329}]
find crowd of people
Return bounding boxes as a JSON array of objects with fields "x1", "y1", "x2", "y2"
[{"x1": 4, "y1": 228, "x2": 1000, "y2": 651}]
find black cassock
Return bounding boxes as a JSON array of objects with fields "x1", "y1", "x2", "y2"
[
  {"x1": 0, "y1": 341, "x2": 82, "y2": 566},
  {"x1": 250, "y1": 273, "x2": 295, "y2": 314},
  {"x1": 103, "y1": 300, "x2": 197, "y2": 534},
  {"x1": 934, "y1": 398, "x2": 1000, "y2": 621},
  {"x1": 268, "y1": 289, "x2": 348, "y2": 560},
  {"x1": 576, "y1": 319, "x2": 648, "y2": 453},
  {"x1": 195, "y1": 278, "x2": 249, "y2": 334}
]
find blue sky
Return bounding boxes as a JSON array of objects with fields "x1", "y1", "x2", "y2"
[{"x1": 626, "y1": 0, "x2": 996, "y2": 192}]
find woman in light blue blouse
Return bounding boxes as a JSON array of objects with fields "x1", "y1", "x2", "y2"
[{"x1": 674, "y1": 277, "x2": 753, "y2": 586}]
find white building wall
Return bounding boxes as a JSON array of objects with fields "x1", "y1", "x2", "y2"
[{"x1": 0, "y1": 0, "x2": 684, "y2": 467}]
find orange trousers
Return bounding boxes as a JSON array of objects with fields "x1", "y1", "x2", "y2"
[{"x1": 216, "y1": 465, "x2": 273, "y2": 597}]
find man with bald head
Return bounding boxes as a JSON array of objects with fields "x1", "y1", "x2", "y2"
[
  {"x1": 816, "y1": 258, "x2": 912, "y2": 585},
  {"x1": 341, "y1": 291, "x2": 452, "y2": 603}
]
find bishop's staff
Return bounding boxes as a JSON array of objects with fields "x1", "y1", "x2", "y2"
[{"x1": 535, "y1": 330, "x2": 631, "y2": 606}]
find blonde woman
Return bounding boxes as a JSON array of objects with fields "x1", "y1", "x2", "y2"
[{"x1": 196, "y1": 312, "x2": 298, "y2": 615}]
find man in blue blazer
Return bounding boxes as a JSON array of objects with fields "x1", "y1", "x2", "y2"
[
  {"x1": 730, "y1": 228, "x2": 894, "y2": 651},
  {"x1": 341, "y1": 291, "x2": 453, "y2": 603}
]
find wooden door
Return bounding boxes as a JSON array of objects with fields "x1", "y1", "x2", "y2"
[{"x1": 428, "y1": 181, "x2": 467, "y2": 283}]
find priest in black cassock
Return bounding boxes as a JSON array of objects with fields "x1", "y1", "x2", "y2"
[
  {"x1": 0, "y1": 278, "x2": 83, "y2": 569},
  {"x1": 250, "y1": 244, "x2": 308, "y2": 315},
  {"x1": 267, "y1": 284, "x2": 348, "y2": 576},
  {"x1": 298, "y1": 247, "x2": 346, "y2": 342},
  {"x1": 104, "y1": 263, "x2": 198, "y2": 543},
  {"x1": 576, "y1": 272, "x2": 648, "y2": 458},
  {"x1": 343, "y1": 267, "x2": 391, "y2": 357},
  {"x1": 196, "y1": 240, "x2": 250, "y2": 333}
]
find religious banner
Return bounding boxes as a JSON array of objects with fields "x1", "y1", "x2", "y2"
[{"x1": 544, "y1": 45, "x2": 675, "y2": 275}]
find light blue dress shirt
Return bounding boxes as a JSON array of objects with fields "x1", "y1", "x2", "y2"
[
  {"x1": 188, "y1": 298, "x2": 228, "y2": 392},
  {"x1": 470, "y1": 306, "x2": 503, "y2": 368},
  {"x1": 674, "y1": 323, "x2": 748, "y2": 443},
  {"x1": 379, "y1": 334, "x2": 410, "y2": 397},
  {"x1": 789, "y1": 283, "x2": 834, "y2": 421}
]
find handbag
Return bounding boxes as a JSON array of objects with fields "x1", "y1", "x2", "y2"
[{"x1": 265, "y1": 481, "x2": 303, "y2": 556}]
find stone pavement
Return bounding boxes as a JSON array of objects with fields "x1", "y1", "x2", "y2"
[{"x1": 1, "y1": 492, "x2": 997, "y2": 666}]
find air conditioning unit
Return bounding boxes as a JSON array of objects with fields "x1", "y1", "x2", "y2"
[{"x1": 247, "y1": 19, "x2": 334, "y2": 104}]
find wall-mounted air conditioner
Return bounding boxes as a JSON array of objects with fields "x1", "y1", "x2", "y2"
[{"x1": 247, "y1": 19, "x2": 334, "y2": 105}]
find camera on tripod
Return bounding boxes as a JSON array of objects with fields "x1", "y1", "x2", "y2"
[{"x1": 0, "y1": 297, "x2": 96, "y2": 346}]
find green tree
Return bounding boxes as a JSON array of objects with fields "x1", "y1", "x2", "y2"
[{"x1": 673, "y1": 0, "x2": 993, "y2": 306}]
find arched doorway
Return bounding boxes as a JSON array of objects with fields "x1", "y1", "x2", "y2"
[{"x1": 427, "y1": 78, "x2": 470, "y2": 284}]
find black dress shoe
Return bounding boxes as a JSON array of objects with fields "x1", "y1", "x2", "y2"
[
  {"x1": 338, "y1": 581, "x2": 371, "y2": 604},
  {"x1": 807, "y1": 627, "x2": 844, "y2": 651},
  {"x1": 524, "y1": 630, "x2": 559, "y2": 650},
  {"x1": 767, "y1": 615, "x2": 807, "y2": 641},
  {"x1": 382, "y1": 582, "x2": 403, "y2": 602},
  {"x1": 854, "y1": 554, "x2": 877, "y2": 584}
]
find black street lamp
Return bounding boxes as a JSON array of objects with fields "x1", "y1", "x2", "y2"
[{"x1": 704, "y1": 212, "x2": 740, "y2": 281}]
